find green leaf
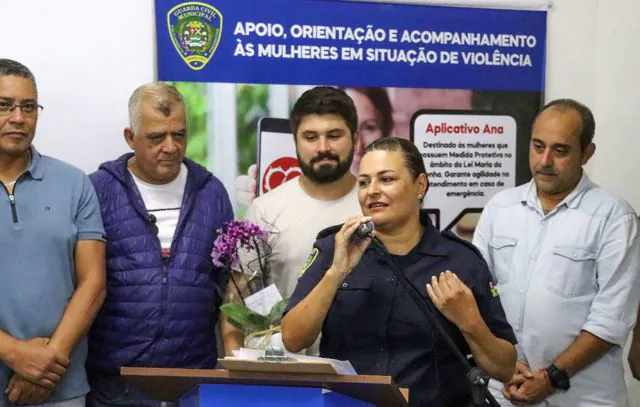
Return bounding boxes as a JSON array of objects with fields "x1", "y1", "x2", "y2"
[
  {"x1": 220, "y1": 303, "x2": 269, "y2": 333},
  {"x1": 267, "y1": 298, "x2": 289, "y2": 326}
]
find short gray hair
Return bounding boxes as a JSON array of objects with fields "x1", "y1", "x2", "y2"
[
  {"x1": 128, "y1": 82, "x2": 185, "y2": 132},
  {"x1": 0, "y1": 59, "x2": 37, "y2": 96}
]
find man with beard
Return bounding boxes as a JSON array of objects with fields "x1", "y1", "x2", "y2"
[
  {"x1": 221, "y1": 86, "x2": 361, "y2": 355},
  {"x1": 473, "y1": 99, "x2": 640, "y2": 406}
]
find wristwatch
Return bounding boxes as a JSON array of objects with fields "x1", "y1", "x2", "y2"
[{"x1": 545, "y1": 364, "x2": 570, "y2": 391}]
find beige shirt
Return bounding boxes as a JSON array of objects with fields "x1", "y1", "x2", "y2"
[{"x1": 245, "y1": 177, "x2": 361, "y2": 299}]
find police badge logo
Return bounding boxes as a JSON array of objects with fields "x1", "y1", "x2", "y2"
[
  {"x1": 167, "y1": 2, "x2": 223, "y2": 71},
  {"x1": 300, "y1": 248, "x2": 319, "y2": 277}
]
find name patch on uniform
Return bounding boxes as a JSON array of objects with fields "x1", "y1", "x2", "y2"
[
  {"x1": 300, "y1": 248, "x2": 319, "y2": 277},
  {"x1": 489, "y1": 281, "x2": 499, "y2": 298}
]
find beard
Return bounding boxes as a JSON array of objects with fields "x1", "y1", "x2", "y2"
[{"x1": 298, "y1": 148, "x2": 354, "y2": 185}]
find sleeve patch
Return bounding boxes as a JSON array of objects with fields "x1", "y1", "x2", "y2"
[
  {"x1": 300, "y1": 247, "x2": 319, "y2": 277},
  {"x1": 490, "y1": 281, "x2": 499, "y2": 297}
]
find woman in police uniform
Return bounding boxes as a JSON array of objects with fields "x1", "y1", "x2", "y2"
[{"x1": 282, "y1": 137, "x2": 517, "y2": 406}]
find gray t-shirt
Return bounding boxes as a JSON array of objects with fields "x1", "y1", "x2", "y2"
[{"x1": 0, "y1": 146, "x2": 105, "y2": 405}]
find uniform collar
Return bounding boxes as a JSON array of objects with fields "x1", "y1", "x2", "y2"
[{"x1": 415, "y1": 211, "x2": 449, "y2": 257}]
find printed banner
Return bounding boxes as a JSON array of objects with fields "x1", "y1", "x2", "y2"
[
  {"x1": 155, "y1": 0, "x2": 547, "y2": 239},
  {"x1": 157, "y1": 0, "x2": 545, "y2": 90}
]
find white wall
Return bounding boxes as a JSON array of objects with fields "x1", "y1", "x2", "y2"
[
  {"x1": 591, "y1": 0, "x2": 640, "y2": 213},
  {"x1": 545, "y1": 0, "x2": 640, "y2": 215},
  {"x1": 0, "y1": 0, "x2": 156, "y2": 172},
  {"x1": 1, "y1": 0, "x2": 639, "y2": 401}
]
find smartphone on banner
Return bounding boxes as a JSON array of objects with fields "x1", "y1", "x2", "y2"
[
  {"x1": 256, "y1": 117, "x2": 301, "y2": 197},
  {"x1": 446, "y1": 208, "x2": 483, "y2": 242}
]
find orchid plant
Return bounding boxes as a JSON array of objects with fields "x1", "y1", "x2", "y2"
[{"x1": 212, "y1": 220, "x2": 287, "y2": 347}]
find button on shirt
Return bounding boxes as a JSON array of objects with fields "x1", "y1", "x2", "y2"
[
  {"x1": 286, "y1": 212, "x2": 516, "y2": 406},
  {"x1": 473, "y1": 173, "x2": 640, "y2": 406}
]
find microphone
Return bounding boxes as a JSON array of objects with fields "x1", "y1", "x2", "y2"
[
  {"x1": 353, "y1": 219, "x2": 375, "y2": 242},
  {"x1": 146, "y1": 207, "x2": 180, "y2": 227}
]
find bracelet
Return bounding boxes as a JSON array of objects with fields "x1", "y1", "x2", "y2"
[{"x1": 538, "y1": 368, "x2": 555, "y2": 394}]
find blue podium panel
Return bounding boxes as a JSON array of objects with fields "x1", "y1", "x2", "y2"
[{"x1": 180, "y1": 384, "x2": 374, "y2": 407}]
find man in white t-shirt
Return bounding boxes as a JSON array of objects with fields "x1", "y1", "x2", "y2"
[{"x1": 221, "y1": 87, "x2": 362, "y2": 355}]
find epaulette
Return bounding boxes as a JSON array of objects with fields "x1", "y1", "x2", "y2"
[
  {"x1": 441, "y1": 230, "x2": 483, "y2": 259},
  {"x1": 316, "y1": 224, "x2": 343, "y2": 240}
]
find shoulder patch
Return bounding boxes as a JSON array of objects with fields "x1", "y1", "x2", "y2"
[
  {"x1": 300, "y1": 247, "x2": 320, "y2": 277},
  {"x1": 441, "y1": 230, "x2": 483, "y2": 259}
]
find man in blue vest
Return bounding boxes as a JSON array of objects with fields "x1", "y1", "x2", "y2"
[
  {"x1": 87, "y1": 82, "x2": 233, "y2": 406},
  {"x1": 0, "y1": 58, "x2": 107, "y2": 407}
]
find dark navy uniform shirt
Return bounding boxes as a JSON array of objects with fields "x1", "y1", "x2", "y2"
[{"x1": 285, "y1": 211, "x2": 516, "y2": 407}]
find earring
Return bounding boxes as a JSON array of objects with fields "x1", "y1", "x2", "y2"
[{"x1": 418, "y1": 194, "x2": 422, "y2": 199}]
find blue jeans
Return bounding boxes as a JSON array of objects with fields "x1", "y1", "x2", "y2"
[{"x1": 86, "y1": 375, "x2": 177, "y2": 407}]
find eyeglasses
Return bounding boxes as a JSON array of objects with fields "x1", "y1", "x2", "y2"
[{"x1": 0, "y1": 101, "x2": 44, "y2": 117}]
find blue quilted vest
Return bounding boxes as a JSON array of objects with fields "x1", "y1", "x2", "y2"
[{"x1": 87, "y1": 154, "x2": 233, "y2": 373}]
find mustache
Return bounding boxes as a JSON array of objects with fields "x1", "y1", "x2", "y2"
[
  {"x1": 310, "y1": 152, "x2": 340, "y2": 165},
  {"x1": 158, "y1": 156, "x2": 180, "y2": 163},
  {"x1": 535, "y1": 166, "x2": 556, "y2": 176}
]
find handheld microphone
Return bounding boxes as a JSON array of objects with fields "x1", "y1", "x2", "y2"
[
  {"x1": 147, "y1": 213, "x2": 157, "y2": 224},
  {"x1": 353, "y1": 219, "x2": 374, "y2": 241}
]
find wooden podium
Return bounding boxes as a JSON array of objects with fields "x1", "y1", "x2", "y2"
[{"x1": 121, "y1": 367, "x2": 409, "y2": 406}]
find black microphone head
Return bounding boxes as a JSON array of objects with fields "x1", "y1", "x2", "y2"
[
  {"x1": 355, "y1": 220, "x2": 374, "y2": 239},
  {"x1": 147, "y1": 213, "x2": 157, "y2": 223}
]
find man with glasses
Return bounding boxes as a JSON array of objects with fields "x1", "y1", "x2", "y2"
[
  {"x1": 86, "y1": 82, "x2": 233, "y2": 407},
  {"x1": 0, "y1": 59, "x2": 107, "y2": 406}
]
